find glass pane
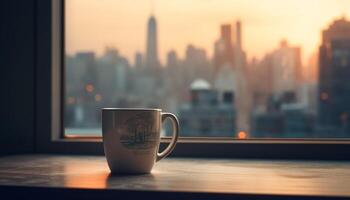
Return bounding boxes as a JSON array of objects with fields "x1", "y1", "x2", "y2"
[{"x1": 64, "y1": 0, "x2": 350, "y2": 138}]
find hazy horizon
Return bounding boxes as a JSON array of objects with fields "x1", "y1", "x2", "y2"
[{"x1": 65, "y1": 0, "x2": 350, "y2": 65}]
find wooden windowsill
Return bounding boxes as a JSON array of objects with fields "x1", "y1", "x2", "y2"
[{"x1": 0, "y1": 155, "x2": 349, "y2": 199}]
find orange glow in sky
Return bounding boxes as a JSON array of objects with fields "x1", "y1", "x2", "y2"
[{"x1": 66, "y1": 0, "x2": 350, "y2": 65}]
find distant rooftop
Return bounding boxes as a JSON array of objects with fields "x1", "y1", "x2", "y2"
[
  {"x1": 190, "y1": 79, "x2": 211, "y2": 90},
  {"x1": 322, "y1": 16, "x2": 350, "y2": 43},
  {"x1": 329, "y1": 16, "x2": 350, "y2": 29}
]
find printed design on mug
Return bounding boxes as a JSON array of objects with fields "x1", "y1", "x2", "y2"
[{"x1": 120, "y1": 113, "x2": 158, "y2": 150}]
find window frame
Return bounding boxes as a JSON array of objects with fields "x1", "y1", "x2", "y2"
[{"x1": 36, "y1": 0, "x2": 350, "y2": 160}]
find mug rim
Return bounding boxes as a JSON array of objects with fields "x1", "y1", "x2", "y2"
[{"x1": 102, "y1": 108, "x2": 162, "y2": 111}]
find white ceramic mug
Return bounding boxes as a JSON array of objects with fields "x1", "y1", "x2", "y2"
[{"x1": 102, "y1": 108, "x2": 179, "y2": 174}]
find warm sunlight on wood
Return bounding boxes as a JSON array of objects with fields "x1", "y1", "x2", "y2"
[{"x1": 63, "y1": 160, "x2": 109, "y2": 189}]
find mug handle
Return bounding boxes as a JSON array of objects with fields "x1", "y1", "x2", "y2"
[{"x1": 157, "y1": 112, "x2": 179, "y2": 162}]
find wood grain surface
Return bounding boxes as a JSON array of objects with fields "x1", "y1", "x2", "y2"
[{"x1": 0, "y1": 155, "x2": 349, "y2": 199}]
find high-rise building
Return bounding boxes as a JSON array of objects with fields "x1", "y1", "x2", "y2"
[
  {"x1": 186, "y1": 44, "x2": 207, "y2": 64},
  {"x1": 214, "y1": 21, "x2": 250, "y2": 134},
  {"x1": 75, "y1": 52, "x2": 98, "y2": 93},
  {"x1": 221, "y1": 24, "x2": 232, "y2": 45},
  {"x1": 214, "y1": 21, "x2": 246, "y2": 71},
  {"x1": 270, "y1": 40, "x2": 302, "y2": 96},
  {"x1": 214, "y1": 24, "x2": 234, "y2": 71},
  {"x1": 319, "y1": 17, "x2": 350, "y2": 135},
  {"x1": 166, "y1": 50, "x2": 178, "y2": 67},
  {"x1": 183, "y1": 44, "x2": 211, "y2": 85},
  {"x1": 249, "y1": 40, "x2": 302, "y2": 111},
  {"x1": 145, "y1": 15, "x2": 159, "y2": 69},
  {"x1": 134, "y1": 52, "x2": 143, "y2": 68},
  {"x1": 235, "y1": 21, "x2": 242, "y2": 51},
  {"x1": 234, "y1": 21, "x2": 246, "y2": 70},
  {"x1": 73, "y1": 52, "x2": 100, "y2": 127},
  {"x1": 306, "y1": 52, "x2": 318, "y2": 83},
  {"x1": 249, "y1": 55, "x2": 274, "y2": 106}
]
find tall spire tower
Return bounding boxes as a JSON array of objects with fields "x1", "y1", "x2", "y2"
[
  {"x1": 145, "y1": 2, "x2": 159, "y2": 69},
  {"x1": 236, "y1": 20, "x2": 242, "y2": 51}
]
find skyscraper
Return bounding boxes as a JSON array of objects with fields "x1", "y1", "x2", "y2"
[
  {"x1": 221, "y1": 24, "x2": 232, "y2": 45},
  {"x1": 145, "y1": 15, "x2": 159, "y2": 69},
  {"x1": 134, "y1": 52, "x2": 143, "y2": 68},
  {"x1": 166, "y1": 50, "x2": 178, "y2": 67},
  {"x1": 319, "y1": 17, "x2": 350, "y2": 135},
  {"x1": 214, "y1": 24, "x2": 234, "y2": 71},
  {"x1": 270, "y1": 40, "x2": 302, "y2": 96},
  {"x1": 234, "y1": 20, "x2": 246, "y2": 69},
  {"x1": 235, "y1": 21, "x2": 242, "y2": 51}
]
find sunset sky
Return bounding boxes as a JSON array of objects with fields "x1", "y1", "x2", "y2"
[{"x1": 66, "y1": 0, "x2": 350, "y2": 65}]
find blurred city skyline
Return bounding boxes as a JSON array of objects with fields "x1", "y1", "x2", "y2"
[
  {"x1": 66, "y1": 0, "x2": 350, "y2": 65},
  {"x1": 64, "y1": 2, "x2": 350, "y2": 137}
]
